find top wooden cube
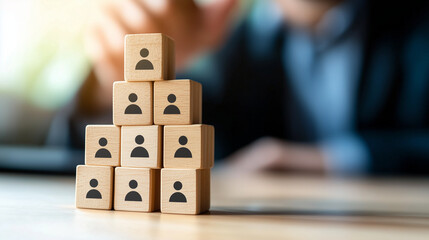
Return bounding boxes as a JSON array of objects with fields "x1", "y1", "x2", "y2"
[{"x1": 125, "y1": 33, "x2": 175, "y2": 81}]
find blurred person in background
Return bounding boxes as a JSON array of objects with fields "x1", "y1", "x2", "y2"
[{"x1": 1, "y1": 0, "x2": 429, "y2": 175}]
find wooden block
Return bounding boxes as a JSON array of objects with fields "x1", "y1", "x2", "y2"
[
  {"x1": 154, "y1": 80, "x2": 202, "y2": 125},
  {"x1": 85, "y1": 125, "x2": 120, "y2": 166},
  {"x1": 114, "y1": 167, "x2": 160, "y2": 212},
  {"x1": 121, "y1": 125, "x2": 162, "y2": 168},
  {"x1": 113, "y1": 81, "x2": 153, "y2": 126},
  {"x1": 164, "y1": 124, "x2": 214, "y2": 169},
  {"x1": 161, "y1": 168, "x2": 210, "y2": 215},
  {"x1": 125, "y1": 33, "x2": 175, "y2": 81},
  {"x1": 75, "y1": 165, "x2": 113, "y2": 210}
]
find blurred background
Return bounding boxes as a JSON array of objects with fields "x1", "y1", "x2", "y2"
[{"x1": 0, "y1": 0, "x2": 429, "y2": 176}]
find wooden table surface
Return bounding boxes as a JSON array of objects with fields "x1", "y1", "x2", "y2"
[{"x1": 1, "y1": 170, "x2": 429, "y2": 240}]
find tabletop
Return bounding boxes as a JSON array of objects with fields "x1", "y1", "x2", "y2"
[{"x1": 1, "y1": 170, "x2": 429, "y2": 240}]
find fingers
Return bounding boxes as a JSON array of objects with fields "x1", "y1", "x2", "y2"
[
  {"x1": 85, "y1": 7, "x2": 125, "y2": 91},
  {"x1": 97, "y1": 7, "x2": 128, "y2": 56},
  {"x1": 85, "y1": 0, "x2": 153, "y2": 86},
  {"x1": 87, "y1": 25, "x2": 123, "y2": 87},
  {"x1": 226, "y1": 138, "x2": 285, "y2": 173},
  {"x1": 87, "y1": 0, "x2": 172, "y2": 62},
  {"x1": 86, "y1": 0, "x2": 209, "y2": 80},
  {"x1": 108, "y1": 0, "x2": 146, "y2": 34}
]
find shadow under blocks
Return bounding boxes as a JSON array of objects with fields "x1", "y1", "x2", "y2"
[{"x1": 75, "y1": 33, "x2": 214, "y2": 215}]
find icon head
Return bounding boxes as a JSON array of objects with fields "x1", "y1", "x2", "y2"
[
  {"x1": 129, "y1": 93, "x2": 138, "y2": 103},
  {"x1": 99, "y1": 138, "x2": 108, "y2": 147},
  {"x1": 129, "y1": 180, "x2": 138, "y2": 189},
  {"x1": 173, "y1": 181, "x2": 182, "y2": 190},
  {"x1": 140, "y1": 48, "x2": 149, "y2": 58},
  {"x1": 135, "y1": 135, "x2": 144, "y2": 145},
  {"x1": 90, "y1": 179, "x2": 98, "y2": 188},
  {"x1": 167, "y1": 94, "x2": 176, "y2": 103},
  {"x1": 178, "y1": 136, "x2": 188, "y2": 145}
]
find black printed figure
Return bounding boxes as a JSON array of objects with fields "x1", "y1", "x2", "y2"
[
  {"x1": 125, "y1": 93, "x2": 142, "y2": 114},
  {"x1": 95, "y1": 137, "x2": 111, "y2": 158},
  {"x1": 135, "y1": 48, "x2": 154, "y2": 70},
  {"x1": 174, "y1": 136, "x2": 192, "y2": 158},
  {"x1": 163, "y1": 94, "x2": 181, "y2": 114},
  {"x1": 86, "y1": 179, "x2": 102, "y2": 199},
  {"x1": 130, "y1": 135, "x2": 149, "y2": 158},
  {"x1": 169, "y1": 181, "x2": 187, "y2": 203},
  {"x1": 125, "y1": 180, "x2": 142, "y2": 202}
]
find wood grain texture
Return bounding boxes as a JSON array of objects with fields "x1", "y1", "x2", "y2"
[
  {"x1": 85, "y1": 125, "x2": 121, "y2": 166},
  {"x1": 154, "y1": 80, "x2": 202, "y2": 125},
  {"x1": 164, "y1": 124, "x2": 214, "y2": 169},
  {"x1": 75, "y1": 165, "x2": 113, "y2": 210},
  {"x1": 124, "y1": 33, "x2": 175, "y2": 81},
  {"x1": 114, "y1": 167, "x2": 160, "y2": 212},
  {"x1": 3, "y1": 173, "x2": 429, "y2": 239},
  {"x1": 121, "y1": 125, "x2": 163, "y2": 168},
  {"x1": 161, "y1": 168, "x2": 210, "y2": 215},
  {"x1": 113, "y1": 81, "x2": 153, "y2": 126}
]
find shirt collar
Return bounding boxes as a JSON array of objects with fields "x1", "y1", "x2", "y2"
[{"x1": 249, "y1": 0, "x2": 364, "y2": 52}]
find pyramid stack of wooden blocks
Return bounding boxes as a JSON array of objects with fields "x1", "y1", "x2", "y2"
[{"x1": 75, "y1": 33, "x2": 214, "y2": 215}]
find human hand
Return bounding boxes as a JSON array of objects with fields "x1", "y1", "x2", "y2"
[
  {"x1": 226, "y1": 137, "x2": 326, "y2": 174},
  {"x1": 84, "y1": 0, "x2": 237, "y2": 110}
]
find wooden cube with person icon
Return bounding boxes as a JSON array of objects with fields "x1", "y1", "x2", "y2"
[
  {"x1": 85, "y1": 125, "x2": 121, "y2": 166},
  {"x1": 114, "y1": 167, "x2": 160, "y2": 212},
  {"x1": 121, "y1": 125, "x2": 163, "y2": 168},
  {"x1": 75, "y1": 165, "x2": 114, "y2": 210},
  {"x1": 113, "y1": 81, "x2": 153, "y2": 126},
  {"x1": 161, "y1": 168, "x2": 210, "y2": 214},
  {"x1": 77, "y1": 32, "x2": 214, "y2": 214},
  {"x1": 163, "y1": 124, "x2": 214, "y2": 169},
  {"x1": 125, "y1": 33, "x2": 175, "y2": 81},
  {"x1": 154, "y1": 80, "x2": 202, "y2": 125}
]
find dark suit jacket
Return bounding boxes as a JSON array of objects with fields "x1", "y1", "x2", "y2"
[{"x1": 187, "y1": 1, "x2": 429, "y2": 175}]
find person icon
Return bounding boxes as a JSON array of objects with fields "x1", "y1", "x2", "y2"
[
  {"x1": 125, "y1": 93, "x2": 142, "y2": 114},
  {"x1": 125, "y1": 180, "x2": 142, "y2": 201},
  {"x1": 163, "y1": 94, "x2": 181, "y2": 114},
  {"x1": 169, "y1": 181, "x2": 187, "y2": 203},
  {"x1": 130, "y1": 135, "x2": 149, "y2": 158},
  {"x1": 95, "y1": 138, "x2": 112, "y2": 158},
  {"x1": 135, "y1": 48, "x2": 154, "y2": 70},
  {"x1": 86, "y1": 179, "x2": 102, "y2": 199},
  {"x1": 174, "y1": 136, "x2": 192, "y2": 158}
]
